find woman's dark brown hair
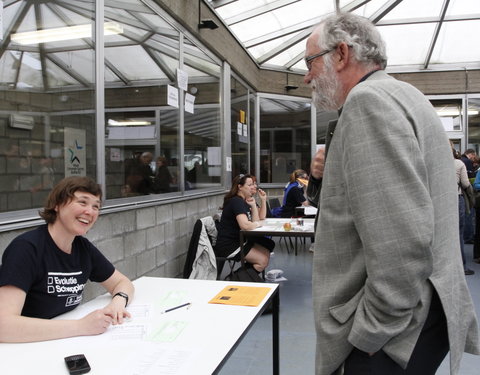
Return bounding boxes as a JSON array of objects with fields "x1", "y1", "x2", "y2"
[
  {"x1": 39, "y1": 176, "x2": 102, "y2": 224},
  {"x1": 289, "y1": 169, "x2": 308, "y2": 183},
  {"x1": 221, "y1": 174, "x2": 253, "y2": 208}
]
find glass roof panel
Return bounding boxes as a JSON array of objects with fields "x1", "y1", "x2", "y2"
[
  {"x1": 51, "y1": 50, "x2": 95, "y2": 83},
  {"x1": 447, "y1": 0, "x2": 480, "y2": 15},
  {"x1": 379, "y1": 0, "x2": 444, "y2": 19},
  {"x1": 208, "y1": 0, "x2": 480, "y2": 72},
  {"x1": 105, "y1": 45, "x2": 166, "y2": 81},
  {"x1": 214, "y1": 0, "x2": 274, "y2": 19},
  {"x1": 378, "y1": 23, "x2": 436, "y2": 67},
  {"x1": 351, "y1": 0, "x2": 393, "y2": 18},
  {"x1": 44, "y1": 59, "x2": 80, "y2": 87},
  {"x1": 430, "y1": 20, "x2": 480, "y2": 64},
  {"x1": 229, "y1": 12, "x2": 281, "y2": 42}
]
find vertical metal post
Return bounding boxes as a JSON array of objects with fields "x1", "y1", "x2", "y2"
[{"x1": 95, "y1": 0, "x2": 106, "y2": 193}]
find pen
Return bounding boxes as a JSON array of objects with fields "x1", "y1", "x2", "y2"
[{"x1": 161, "y1": 302, "x2": 191, "y2": 314}]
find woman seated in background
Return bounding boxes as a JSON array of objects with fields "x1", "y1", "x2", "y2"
[
  {"x1": 275, "y1": 169, "x2": 309, "y2": 218},
  {"x1": 0, "y1": 176, "x2": 134, "y2": 343},
  {"x1": 250, "y1": 175, "x2": 268, "y2": 220},
  {"x1": 215, "y1": 174, "x2": 275, "y2": 273}
]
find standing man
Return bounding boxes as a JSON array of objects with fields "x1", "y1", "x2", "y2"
[
  {"x1": 461, "y1": 149, "x2": 477, "y2": 178},
  {"x1": 305, "y1": 13, "x2": 479, "y2": 375}
]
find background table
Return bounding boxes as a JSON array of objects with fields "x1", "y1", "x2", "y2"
[
  {"x1": 0, "y1": 277, "x2": 279, "y2": 375},
  {"x1": 241, "y1": 218, "x2": 315, "y2": 256}
]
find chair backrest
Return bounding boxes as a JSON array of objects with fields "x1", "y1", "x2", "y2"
[
  {"x1": 268, "y1": 198, "x2": 281, "y2": 209},
  {"x1": 183, "y1": 219, "x2": 203, "y2": 278}
]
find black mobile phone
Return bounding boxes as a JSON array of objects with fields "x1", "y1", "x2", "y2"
[{"x1": 64, "y1": 354, "x2": 91, "y2": 375}]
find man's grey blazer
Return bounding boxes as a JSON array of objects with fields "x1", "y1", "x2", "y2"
[{"x1": 311, "y1": 70, "x2": 479, "y2": 375}]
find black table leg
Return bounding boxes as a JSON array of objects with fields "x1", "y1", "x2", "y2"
[{"x1": 272, "y1": 288, "x2": 280, "y2": 375}]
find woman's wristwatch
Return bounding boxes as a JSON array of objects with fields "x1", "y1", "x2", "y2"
[{"x1": 113, "y1": 292, "x2": 129, "y2": 307}]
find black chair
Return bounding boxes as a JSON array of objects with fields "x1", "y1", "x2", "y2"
[
  {"x1": 267, "y1": 198, "x2": 293, "y2": 253},
  {"x1": 183, "y1": 217, "x2": 238, "y2": 280}
]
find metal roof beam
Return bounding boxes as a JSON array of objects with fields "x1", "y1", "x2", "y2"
[
  {"x1": 342, "y1": 0, "x2": 372, "y2": 13},
  {"x1": 225, "y1": 0, "x2": 300, "y2": 26},
  {"x1": 424, "y1": 0, "x2": 450, "y2": 69},
  {"x1": 244, "y1": 16, "x2": 321, "y2": 48},
  {"x1": 0, "y1": 0, "x2": 29, "y2": 60},
  {"x1": 143, "y1": 47, "x2": 176, "y2": 82},
  {"x1": 376, "y1": 13, "x2": 480, "y2": 26},
  {"x1": 257, "y1": 28, "x2": 311, "y2": 65},
  {"x1": 209, "y1": 0, "x2": 238, "y2": 9},
  {"x1": 46, "y1": 3, "x2": 131, "y2": 85},
  {"x1": 46, "y1": 54, "x2": 91, "y2": 87},
  {"x1": 34, "y1": 3, "x2": 50, "y2": 91},
  {"x1": 105, "y1": 0, "x2": 154, "y2": 13},
  {"x1": 369, "y1": 0, "x2": 403, "y2": 24}
]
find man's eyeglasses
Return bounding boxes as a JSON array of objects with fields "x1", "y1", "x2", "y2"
[{"x1": 304, "y1": 48, "x2": 334, "y2": 71}]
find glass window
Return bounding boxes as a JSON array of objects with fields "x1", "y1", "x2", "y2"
[
  {"x1": 183, "y1": 38, "x2": 222, "y2": 191},
  {"x1": 0, "y1": 1, "x2": 95, "y2": 214},
  {"x1": 258, "y1": 96, "x2": 312, "y2": 184},
  {"x1": 231, "y1": 76, "x2": 249, "y2": 177},
  {"x1": 431, "y1": 99, "x2": 463, "y2": 133},
  {"x1": 467, "y1": 97, "x2": 480, "y2": 153},
  {"x1": 103, "y1": 3, "x2": 180, "y2": 199}
]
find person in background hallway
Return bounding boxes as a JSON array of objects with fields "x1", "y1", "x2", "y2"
[
  {"x1": 0, "y1": 176, "x2": 134, "y2": 343},
  {"x1": 461, "y1": 149, "x2": 477, "y2": 178},
  {"x1": 461, "y1": 149, "x2": 476, "y2": 244},
  {"x1": 278, "y1": 169, "x2": 309, "y2": 218},
  {"x1": 472, "y1": 170, "x2": 480, "y2": 264},
  {"x1": 454, "y1": 148, "x2": 475, "y2": 275},
  {"x1": 304, "y1": 12, "x2": 479, "y2": 375},
  {"x1": 153, "y1": 156, "x2": 172, "y2": 194},
  {"x1": 215, "y1": 174, "x2": 274, "y2": 273}
]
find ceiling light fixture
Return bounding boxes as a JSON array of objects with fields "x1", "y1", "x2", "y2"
[
  {"x1": 11, "y1": 22, "x2": 123, "y2": 45},
  {"x1": 107, "y1": 119, "x2": 151, "y2": 126},
  {"x1": 436, "y1": 109, "x2": 479, "y2": 117}
]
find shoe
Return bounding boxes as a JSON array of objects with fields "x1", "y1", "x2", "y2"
[
  {"x1": 309, "y1": 244, "x2": 315, "y2": 253},
  {"x1": 473, "y1": 258, "x2": 480, "y2": 264},
  {"x1": 464, "y1": 269, "x2": 475, "y2": 276}
]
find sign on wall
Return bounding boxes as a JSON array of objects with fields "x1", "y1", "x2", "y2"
[{"x1": 64, "y1": 127, "x2": 86, "y2": 177}]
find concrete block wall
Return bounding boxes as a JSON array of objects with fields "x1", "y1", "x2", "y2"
[{"x1": 0, "y1": 193, "x2": 224, "y2": 303}]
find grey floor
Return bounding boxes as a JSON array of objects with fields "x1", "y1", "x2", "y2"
[{"x1": 218, "y1": 240, "x2": 480, "y2": 375}]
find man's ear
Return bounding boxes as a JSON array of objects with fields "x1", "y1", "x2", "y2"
[{"x1": 334, "y1": 42, "x2": 350, "y2": 71}]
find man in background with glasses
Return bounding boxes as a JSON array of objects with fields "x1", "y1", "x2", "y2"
[{"x1": 304, "y1": 12, "x2": 479, "y2": 375}]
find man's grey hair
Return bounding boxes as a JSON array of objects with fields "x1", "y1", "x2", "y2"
[{"x1": 318, "y1": 12, "x2": 387, "y2": 70}]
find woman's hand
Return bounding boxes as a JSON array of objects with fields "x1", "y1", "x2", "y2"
[
  {"x1": 246, "y1": 196, "x2": 257, "y2": 207},
  {"x1": 257, "y1": 188, "x2": 267, "y2": 201},
  {"x1": 78, "y1": 309, "x2": 114, "y2": 335},
  {"x1": 103, "y1": 298, "x2": 131, "y2": 325}
]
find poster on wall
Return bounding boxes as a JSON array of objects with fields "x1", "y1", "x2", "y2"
[{"x1": 64, "y1": 127, "x2": 86, "y2": 177}]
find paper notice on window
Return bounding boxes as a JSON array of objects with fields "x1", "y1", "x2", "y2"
[
  {"x1": 176, "y1": 68, "x2": 188, "y2": 91},
  {"x1": 184, "y1": 93, "x2": 195, "y2": 114},
  {"x1": 209, "y1": 285, "x2": 271, "y2": 307},
  {"x1": 167, "y1": 85, "x2": 179, "y2": 108}
]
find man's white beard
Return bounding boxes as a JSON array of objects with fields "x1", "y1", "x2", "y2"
[{"x1": 311, "y1": 63, "x2": 342, "y2": 111}]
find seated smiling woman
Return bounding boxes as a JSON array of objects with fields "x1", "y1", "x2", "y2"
[
  {"x1": 215, "y1": 174, "x2": 275, "y2": 274},
  {"x1": 0, "y1": 176, "x2": 134, "y2": 343}
]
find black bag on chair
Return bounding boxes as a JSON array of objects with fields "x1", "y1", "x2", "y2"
[{"x1": 228, "y1": 266, "x2": 264, "y2": 283}]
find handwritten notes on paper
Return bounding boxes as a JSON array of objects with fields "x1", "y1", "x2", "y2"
[{"x1": 209, "y1": 285, "x2": 271, "y2": 307}]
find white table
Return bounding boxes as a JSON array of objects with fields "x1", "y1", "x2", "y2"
[
  {"x1": 241, "y1": 218, "x2": 315, "y2": 256},
  {"x1": 0, "y1": 277, "x2": 279, "y2": 375}
]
